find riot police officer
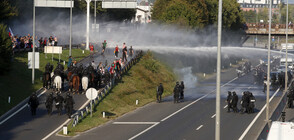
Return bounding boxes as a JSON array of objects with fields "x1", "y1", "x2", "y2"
[
  {"x1": 248, "y1": 92, "x2": 256, "y2": 113},
  {"x1": 179, "y1": 81, "x2": 185, "y2": 100},
  {"x1": 226, "y1": 91, "x2": 233, "y2": 112},
  {"x1": 157, "y1": 83, "x2": 164, "y2": 103},
  {"x1": 232, "y1": 91, "x2": 239, "y2": 113},
  {"x1": 287, "y1": 89, "x2": 294, "y2": 108},
  {"x1": 54, "y1": 92, "x2": 64, "y2": 115},
  {"x1": 174, "y1": 82, "x2": 180, "y2": 103},
  {"x1": 28, "y1": 92, "x2": 39, "y2": 116},
  {"x1": 45, "y1": 92, "x2": 54, "y2": 115},
  {"x1": 64, "y1": 93, "x2": 75, "y2": 118}
]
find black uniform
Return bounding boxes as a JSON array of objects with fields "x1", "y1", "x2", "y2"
[
  {"x1": 64, "y1": 93, "x2": 75, "y2": 118},
  {"x1": 287, "y1": 90, "x2": 294, "y2": 108},
  {"x1": 179, "y1": 81, "x2": 185, "y2": 100},
  {"x1": 241, "y1": 92, "x2": 249, "y2": 113},
  {"x1": 232, "y1": 92, "x2": 239, "y2": 113},
  {"x1": 248, "y1": 93, "x2": 256, "y2": 113},
  {"x1": 45, "y1": 93, "x2": 54, "y2": 115},
  {"x1": 174, "y1": 82, "x2": 180, "y2": 103},
  {"x1": 226, "y1": 91, "x2": 233, "y2": 112},
  {"x1": 28, "y1": 93, "x2": 39, "y2": 116},
  {"x1": 54, "y1": 93, "x2": 64, "y2": 115},
  {"x1": 157, "y1": 84, "x2": 164, "y2": 103}
]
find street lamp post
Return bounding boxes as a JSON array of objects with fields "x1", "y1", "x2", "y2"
[
  {"x1": 32, "y1": 0, "x2": 36, "y2": 84},
  {"x1": 285, "y1": 0, "x2": 289, "y2": 92},
  {"x1": 69, "y1": 0, "x2": 72, "y2": 56},
  {"x1": 266, "y1": 0, "x2": 272, "y2": 124},
  {"x1": 86, "y1": 0, "x2": 91, "y2": 50},
  {"x1": 216, "y1": 0, "x2": 222, "y2": 139},
  {"x1": 94, "y1": 0, "x2": 96, "y2": 29}
]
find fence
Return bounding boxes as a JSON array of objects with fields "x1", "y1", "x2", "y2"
[{"x1": 71, "y1": 50, "x2": 143, "y2": 127}]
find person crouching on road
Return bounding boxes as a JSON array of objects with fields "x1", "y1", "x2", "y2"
[
  {"x1": 28, "y1": 92, "x2": 39, "y2": 116},
  {"x1": 45, "y1": 92, "x2": 54, "y2": 115},
  {"x1": 54, "y1": 92, "x2": 64, "y2": 115},
  {"x1": 226, "y1": 91, "x2": 233, "y2": 112},
  {"x1": 157, "y1": 83, "x2": 164, "y2": 103},
  {"x1": 174, "y1": 82, "x2": 180, "y2": 103}
]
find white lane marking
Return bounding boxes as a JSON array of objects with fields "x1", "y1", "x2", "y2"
[
  {"x1": 113, "y1": 122, "x2": 159, "y2": 125},
  {"x1": 196, "y1": 125, "x2": 203, "y2": 130},
  {"x1": 0, "y1": 89, "x2": 47, "y2": 125},
  {"x1": 161, "y1": 94, "x2": 209, "y2": 122},
  {"x1": 128, "y1": 122, "x2": 160, "y2": 140},
  {"x1": 41, "y1": 119, "x2": 71, "y2": 140},
  {"x1": 238, "y1": 88, "x2": 280, "y2": 140},
  {"x1": 223, "y1": 105, "x2": 228, "y2": 109},
  {"x1": 42, "y1": 98, "x2": 91, "y2": 140},
  {"x1": 211, "y1": 114, "x2": 216, "y2": 118},
  {"x1": 248, "y1": 86, "x2": 252, "y2": 89}
]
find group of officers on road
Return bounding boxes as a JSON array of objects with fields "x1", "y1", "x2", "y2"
[
  {"x1": 156, "y1": 81, "x2": 185, "y2": 103},
  {"x1": 28, "y1": 92, "x2": 75, "y2": 118},
  {"x1": 226, "y1": 91, "x2": 256, "y2": 114}
]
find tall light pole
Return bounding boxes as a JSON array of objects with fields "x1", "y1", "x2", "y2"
[
  {"x1": 215, "y1": 0, "x2": 222, "y2": 139},
  {"x1": 69, "y1": 0, "x2": 73, "y2": 56},
  {"x1": 94, "y1": 0, "x2": 96, "y2": 29},
  {"x1": 32, "y1": 0, "x2": 36, "y2": 84},
  {"x1": 285, "y1": 0, "x2": 289, "y2": 92},
  {"x1": 86, "y1": 0, "x2": 91, "y2": 50},
  {"x1": 266, "y1": 0, "x2": 272, "y2": 124}
]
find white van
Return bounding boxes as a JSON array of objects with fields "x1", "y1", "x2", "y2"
[
  {"x1": 267, "y1": 121, "x2": 294, "y2": 140},
  {"x1": 280, "y1": 58, "x2": 293, "y2": 69}
]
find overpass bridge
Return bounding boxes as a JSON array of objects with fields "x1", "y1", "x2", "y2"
[{"x1": 246, "y1": 23, "x2": 294, "y2": 35}]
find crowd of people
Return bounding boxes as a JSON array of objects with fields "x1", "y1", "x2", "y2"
[{"x1": 10, "y1": 34, "x2": 58, "y2": 50}]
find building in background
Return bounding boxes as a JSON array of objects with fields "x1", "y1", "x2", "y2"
[{"x1": 134, "y1": 0, "x2": 152, "y2": 24}]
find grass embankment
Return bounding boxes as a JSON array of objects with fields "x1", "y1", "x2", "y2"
[
  {"x1": 65, "y1": 51, "x2": 176, "y2": 136},
  {"x1": 0, "y1": 49, "x2": 90, "y2": 116}
]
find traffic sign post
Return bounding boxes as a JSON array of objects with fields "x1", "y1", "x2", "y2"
[{"x1": 86, "y1": 88, "x2": 98, "y2": 117}]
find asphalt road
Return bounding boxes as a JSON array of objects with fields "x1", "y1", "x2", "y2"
[
  {"x1": 0, "y1": 47, "x2": 285, "y2": 140},
  {"x1": 0, "y1": 48, "x2": 129, "y2": 140},
  {"x1": 46, "y1": 55, "x2": 284, "y2": 140}
]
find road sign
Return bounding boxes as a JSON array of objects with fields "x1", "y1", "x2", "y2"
[
  {"x1": 44, "y1": 46, "x2": 62, "y2": 54},
  {"x1": 28, "y1": 52, "x2": 39, "y2": 69},
  {"x1": 35, "y1": 0, "x2": 74, "y2": 8},
  {"x1": 86, "y1": 88, "x2": 98, "y2": 100}
]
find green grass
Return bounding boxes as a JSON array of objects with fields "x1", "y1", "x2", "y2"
[
  {"x1": 64, "y1": 51, "x2": 176, "y2": 136},
  {"x1": 0, "y1": 49, "x2": 90, "y2": 116}
]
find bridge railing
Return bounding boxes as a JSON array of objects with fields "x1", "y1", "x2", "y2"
[{"x1": 70, "y1": 50, "x2": 143, "y2": 128}]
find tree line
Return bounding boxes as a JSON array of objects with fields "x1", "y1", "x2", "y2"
[{"x1": 152, "y1": 0, "x2": 245, "y2": 30}]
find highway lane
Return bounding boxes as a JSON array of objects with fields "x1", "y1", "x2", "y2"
[
  {"x1": 48, "y1": 57, "x2": 284, "y2": 140},
  {"x1": 0, "y1": 49, "x2": 125, "y2": 140}
]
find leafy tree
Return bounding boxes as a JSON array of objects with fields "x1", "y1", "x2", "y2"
[
  {"x1": 0, "y1": 0, "x2": 18, "y2": 22},
  {"x1": 0, "y1": 24, "x2": 12, "y2": 74},
  {"x1": 152, "y1": 0, "x2": 244, "y2": 30}
]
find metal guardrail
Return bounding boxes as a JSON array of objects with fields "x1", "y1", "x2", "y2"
[{"x1": 71, "y1": 50, "x2": 143, "y2": 127}]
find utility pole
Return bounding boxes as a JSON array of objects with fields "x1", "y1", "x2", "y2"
[
  {"x1": 266, "y1": 0, "x2": 272, "y2": 124},
  {"x1": 32, "y1": 0, "x2": 36, "y2": 84},
  {"x1": 215, "y1": 0, "x2": 222, "y2": 139}
]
